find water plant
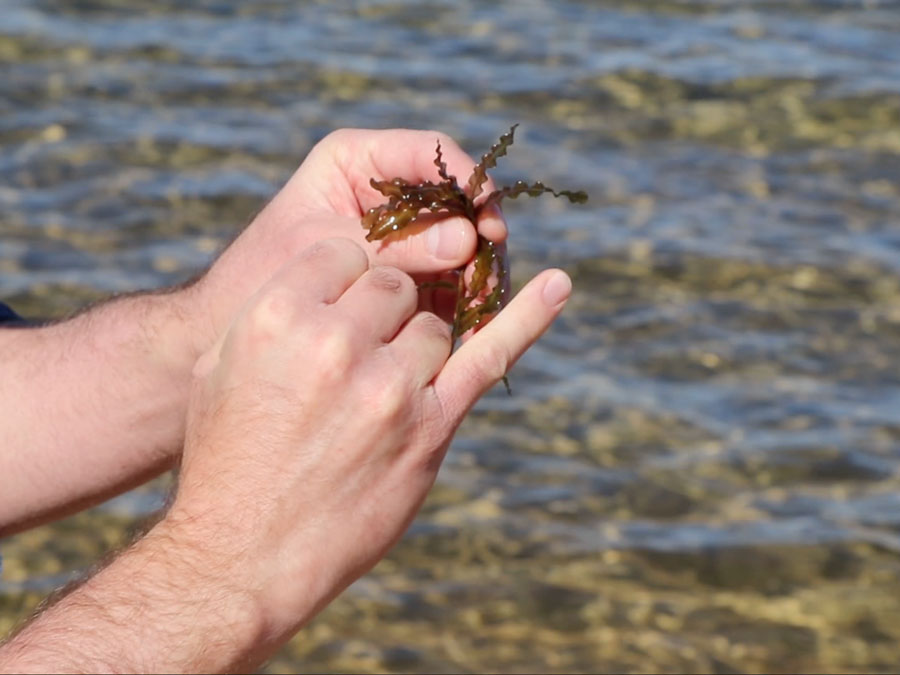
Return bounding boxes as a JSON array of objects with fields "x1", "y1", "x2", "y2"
[{"x1": 362, "y1": 124, "x2": 587, "y2": 388}]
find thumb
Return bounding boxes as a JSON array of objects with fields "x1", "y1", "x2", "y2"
[
  {"x1": 367, "y1": 216, "x2": 477, "y2": 273},
  {"x1": 434, "y1": 268, "x2": 572, "y2": 424}
]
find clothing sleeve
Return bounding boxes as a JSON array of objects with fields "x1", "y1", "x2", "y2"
[{"x1": 0, "y1": 301, "x2": 24, "y2": 325}]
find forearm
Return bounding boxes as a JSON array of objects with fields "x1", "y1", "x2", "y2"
[
  {"x1": 0, "y1": 519, "x2": 269, "y2": 674},
  {"x1": 0, "y1": 289, "x2": 203, "y2": 534}
]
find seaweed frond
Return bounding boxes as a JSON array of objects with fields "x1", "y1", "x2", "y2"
[
  {"x1": 466, "y1": 123, "x2": 518, "y2": 201},
  {"x1": 360, "y1": 125, "x2": 587, "y2": 392},
  {"x1": 362, "y1": 177, "x2": 468, "y2": 241},
  {"x1": 482, "y1": 180, "x2": 588, "y2": 210},
  {"x1": 452, "y1": 237, "x2": 507, "y2": 340}
]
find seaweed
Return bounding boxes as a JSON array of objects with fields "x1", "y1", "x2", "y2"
[
  {"x1": 481, "y1": 180, "x2": 588, "y2": 210},
  {"x1": 453, "y1": 237, "x2": 505, "y2": 340},
  {"x1": 362, "y1": 125, "x2": 587, "y2": 390},
  {"x1": 466, "y1": 123, "x2": 518, "y2": 201}
]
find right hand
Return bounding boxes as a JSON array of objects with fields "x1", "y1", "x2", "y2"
[{"x1": 166, "y1": 237, "x2": 571, "y2": 652}]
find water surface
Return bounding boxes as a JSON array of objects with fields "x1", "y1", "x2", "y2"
[{"x1": 2, "y1": 1, "x2": 900, "y2": 672}]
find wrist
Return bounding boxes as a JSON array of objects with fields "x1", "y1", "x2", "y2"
[
  {"x1": 162, "y1": 496, "x2": 332, "y2": 648},
  {"x1": 136, "y1": 516, "x2": 274, "y2": 670},
  {"x1": 148, "y1": 284, "x2": 214, "y2": 373},
  {"x1": 57, "y1": 287, "x2": 208, "y2": 382},
  {"x1": 0, "y1": 516, "x2": 271, "y2": 674}
]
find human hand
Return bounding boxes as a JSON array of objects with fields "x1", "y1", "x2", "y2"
[
  {"x1": 165, "y1": 237, "x2": 569, "y2": 660},
  {"x1": 185, "y1": 129, "x2": 507, "y2": 358},
  {"x1": 0, "y1": 129, "x2": 511, "y2": 537}
]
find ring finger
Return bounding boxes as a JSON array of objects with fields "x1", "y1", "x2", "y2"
[
  {"x1": 335, "y1": 265, "x2": 418, "y2": 342},
  {"x1": 389, "y1": 311, "x2": 454, "y2": 388}
]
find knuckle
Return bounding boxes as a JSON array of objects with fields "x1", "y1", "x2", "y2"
[
  {"x1": 242, "y1": 285, "x2": 295, "y2": 339},
  {"x1": 326, "y1": 127, "x2": 359, "y2": 144},
  {"x1": 315, "y1": 323, "x2": 356, "y2": 375},
  {"x1": 298, "y1": 239, "x2": 335, "y2": 264},
  {"x1": 316, "y1": 129, "x2": 364, "y2": 169},
  {"x1": 370, "y1": 373, "x2": 409, "y2": 419},
  {"x1": 474, "y1": 341, "x2": 511, "y2": 383},
  {"x1": 414, "y1": 312, "x2": 452, "y2": 348},
  {"x1": 302, "y1": 238, "x2": 366, "y2": 266},
  {"x1": 367, "y1": 266, "x2": 414, "y2": 296},
  {"x1": 318, "y1": 128, "x2": 354, "y2": 151}
]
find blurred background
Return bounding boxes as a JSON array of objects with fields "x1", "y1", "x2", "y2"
[{"x1": 2, "y1": 0, "x2": 900, "y2": 672}]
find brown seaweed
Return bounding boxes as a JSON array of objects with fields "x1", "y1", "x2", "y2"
[
  {"x1": 453, "y1": 237, "x2": 505, "y2": 340},
  {"x1": 481, "y1": 180, "x2": 589, "y2": 210},
  {"x1": 361, "y1": 177, "x2": 470, "y2": 241},
  {"x1": 466, "y1": 123, "x2": 518, "y2": 201},
  {"x1": 362, "y1": 125, "x2": 588, "y2": 389}
]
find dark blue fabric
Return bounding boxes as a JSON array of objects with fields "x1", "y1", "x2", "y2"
[{"x1": 0, "y1": 301, "x2": 22, "y2": 324}]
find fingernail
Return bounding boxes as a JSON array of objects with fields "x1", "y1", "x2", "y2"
[
  {"x1": 542, "y1": 271, "x2": 572, "y2": 307},
  {"x1": 426, "y1": 221, "x2": 464, "y2": 260},
  {"x1": 478, "y1": 203, "x2": 508, "y2": 243}
]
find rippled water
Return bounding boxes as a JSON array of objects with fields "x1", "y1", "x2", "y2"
[{"x1": 3, "y1": 1, "x2": 900, "y2": 672}]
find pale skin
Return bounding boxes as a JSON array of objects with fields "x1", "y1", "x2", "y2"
[{"x1": 0, "y1": 130, "x2": 572, "y2": 673}]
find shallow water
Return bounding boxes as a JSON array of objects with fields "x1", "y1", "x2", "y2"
[{"x1": 2, "y1": 0, "x2": 900, "y2": 672}]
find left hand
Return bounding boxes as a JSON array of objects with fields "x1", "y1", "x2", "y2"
[{"x1": 185, "y1": 129, "x2": 507, "y2": 358}]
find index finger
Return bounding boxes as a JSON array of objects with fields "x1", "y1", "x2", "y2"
[{"x1": 365, "y1": 130, "x2": 477, "y2": 188}]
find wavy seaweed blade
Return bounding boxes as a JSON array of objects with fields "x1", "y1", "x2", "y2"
[
  {"x1": 434, "y1": 140, "x2": 460, "y2": 189},
  {"x1": 480, "y1": 180, "x2": 588, "y2": 211},
  {"x1": 466, "y1": 124, "x2": 518, "y2": 201},
  {"x1": 363, "y1": 177, "x2": 470, "y2": 241},
  {"x1": 363, "y1": 204, "x2": 422, "y2": 241},
  {"x1": 452, "y1": 236, "x2": 511, "y2": 393},
  {"x1": 368, "y1": 177, "x2": 413, "y2": 200},
  {"x1": 452, "y1": 237, "x2": 507, "y2": 339}
]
